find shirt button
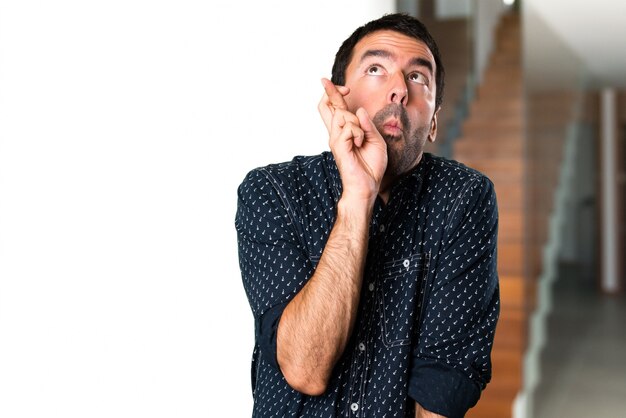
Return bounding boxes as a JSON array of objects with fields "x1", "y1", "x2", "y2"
[
  {"x1": 358, "y1": 342, "x2": 366, "y2": 351},
  {"x1": 379, "y1": 225, "x2": 385, "y2": 232},
  {"x1": 403, "y1": 259, "x2": 410, "y2": 268},
  {"x1": 368, "y1": 282, "x2": 375, "y2": 291},
  {"x1": 350, "y1": 402, "x2": 359, "y2": 412}
]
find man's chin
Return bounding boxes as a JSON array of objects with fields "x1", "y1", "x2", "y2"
[{"x1": 383, "y1": 133, "x2": 402, "y2": 143}]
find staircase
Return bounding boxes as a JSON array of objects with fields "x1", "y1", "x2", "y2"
[
  {"x1": 422, "y1": 17, "x2": 472, "y2": 153},
  {"x1": 452, "y1": 13, "x2": 525, "y2": 418}
]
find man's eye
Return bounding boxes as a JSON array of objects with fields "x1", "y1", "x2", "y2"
[
  {"x1": 408, "y1": 72, "x2": 427, "y2": 85},
  {"x1": 367, "y1": 65, "x2": 382, "y2": 75}
]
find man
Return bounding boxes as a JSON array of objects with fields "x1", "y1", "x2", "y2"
[{"x1": 236, "y1": 13, "x2": 499, "y2": 418}]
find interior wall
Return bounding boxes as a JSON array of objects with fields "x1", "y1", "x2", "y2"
[
  {"x1": 618, "y1": 92, "x2": 626, "y2": 291},
  {"x1": 521, "y1": 2, "x2": 590, "y2": 414},
  {"x1": 473, "y1": 0, "x2": 509, "y2": 84},
  {"x1": 397, "y1": 0, "x2": 419, "y2": 16},
  {"x1": 0, "y1": 2, "x2": 395, "y2": 417},
  {"x1": 435, "y1": 0, "x2": 471, "y2": 18}
]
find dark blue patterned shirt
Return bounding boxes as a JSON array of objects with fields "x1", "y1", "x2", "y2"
[{"x1": 236, "y1": 152, "x2": 499, "y2": 418}]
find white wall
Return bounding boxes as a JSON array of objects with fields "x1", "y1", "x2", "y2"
[
  {"x1": 525, "y1": 0, "x2": 626, "y2": 87},
  {"x1": 0, "y1": 1, "x2": 393, "y2": 417}
]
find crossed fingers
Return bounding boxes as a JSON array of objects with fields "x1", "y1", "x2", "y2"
[{"x1": 318, "y1": 78, "x2": 350, "y2": 133}]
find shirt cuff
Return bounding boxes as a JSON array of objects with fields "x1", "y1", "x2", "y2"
[
  {"x1": 408, "y1": 358, "x2": 481, "y2": 418},
  {"x1": 255, "y1": 302, "x2": 289, "y2": 370}
]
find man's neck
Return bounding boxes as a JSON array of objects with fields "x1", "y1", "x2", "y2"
[{"x1": 378, "y1": 153, "x2": 424, "y2": 205}]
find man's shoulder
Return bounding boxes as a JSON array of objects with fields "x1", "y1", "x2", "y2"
[
  {"x1": 242, "y1": 151, "x2": 331, "y2": 179},
  {"x1": 424, "y1": 153, "x2": 486, "y2": 180},
  {"x1": 238, "y1": 151, "x2": 337, "y2": 196},
  {"x1": 260, "y1": 152, "x2": 331, "y2": 175},
  {"x1": 423, "y1": 153, "x2": 493, "y2": 191}
]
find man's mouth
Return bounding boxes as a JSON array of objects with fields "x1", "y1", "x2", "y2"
[{"x1": 382, "y1": 118, "x2": 403, "y2": 136}]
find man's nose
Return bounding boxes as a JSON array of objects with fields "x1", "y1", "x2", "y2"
[{"x1": 387, "y1": 74, "x2": 408, "y2": 106}]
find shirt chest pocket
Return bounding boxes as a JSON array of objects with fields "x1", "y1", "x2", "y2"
[{"x1": 377, "y1": 252, "x2": 430, "y2": 347}]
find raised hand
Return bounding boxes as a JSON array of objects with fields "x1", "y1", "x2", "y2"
[{"x1": 318, "y1": 78, "x2": 387, "y2": 205}]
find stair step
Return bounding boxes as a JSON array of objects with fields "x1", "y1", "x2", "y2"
[
  {"x1": 469, "y1": 100, "x2": 523, "y2": 117},
  {"x1": 462, "y1": 123, "x2": 523, "y2": 138},
  {"x1": 466, "y1": 394, "x2": 515, "y2": 418},
  {"x1": 496, "y1": 40, "x2": 521, "y2": 53},
  {"x1": 463, "y1": 114, "x2": 522, "y2": 129},
  {"x1": 456, "y1": 130, "x2": 524, "y2": 142},
  {"x1": 490, "y1": 53, "x2": 521, "y2": 66},
  {"x1": 483, "y1": 67, "x2": 523, "y2": 81},
  {"x1": 476, "y1": 83, "x2": 523, "y2": 99},
  {"x1": 491, "y1": 342, "x2": 523, "y2": 372},
  {"x1": 459, "y1": 155, "x2": 524, "y2": 174},
  {"x1": 499, "y1": 276, "x2": 525, "y2": 310},
  {"x1": 478, "y1": 76, "x2": 523, "y2": 88},
  {"x1": 498, "y1": 209, "x2": 524, "y2": 240},
  {"x1": 497, "y1": 241, "x2": 523, "y2": 275},
  {"x1": 493, "y1": 188, "x2": 524, "y2": 210},
  {"x1": 454, "y1": 141, "x2": 523, "y2": 158}
]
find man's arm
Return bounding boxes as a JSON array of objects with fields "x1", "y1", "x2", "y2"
[
  {"x1": 410, "y1": 176, "x2": 499, "y2": 417},
  {"x1": 276, "y1": 79, "x2": 387, "y2": 395},
  {"x1": 277, "y1": 194, "x2": 372, "y2": 395}
]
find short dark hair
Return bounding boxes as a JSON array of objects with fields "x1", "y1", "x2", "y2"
[{"x1": 331, "y1": 13, "x2": 445, "y2": 110}]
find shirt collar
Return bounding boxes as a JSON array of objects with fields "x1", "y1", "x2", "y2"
[{"x1": 324, "y1": 151, "x2": 429, "y2": 201}]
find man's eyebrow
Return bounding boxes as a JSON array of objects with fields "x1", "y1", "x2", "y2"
[
  {"x1": 360, "y1": 49, "x2": 394, "y2": 62},
  {"x1": 409, "y1": 57, "x2": 434, "y2": 75},
  {"x1": 360, "y1": 50, "x2": 434, "y2": 75}
]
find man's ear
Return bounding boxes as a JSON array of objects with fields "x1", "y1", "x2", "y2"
[{"x1": 428, "y1": 107, "x2": 440, "y2": 143}]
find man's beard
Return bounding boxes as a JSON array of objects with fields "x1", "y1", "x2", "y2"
[{"x1": 372, "y1": 103, "x2": 430, "y2": 178}]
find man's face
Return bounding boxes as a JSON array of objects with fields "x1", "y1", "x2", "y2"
[{"x1": 343, "y1": 30, "x2": 439, "y2": 178}]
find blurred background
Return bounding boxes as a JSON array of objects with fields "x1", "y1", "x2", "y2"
[
  {"x1": 0, "y1": 0, "x2": 624, "y2": 417},
  {"x1": 407, "y1": 1, "x2": 626, "y2": 417}
]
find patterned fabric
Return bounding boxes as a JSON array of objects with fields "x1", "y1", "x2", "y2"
[{"x1": 235, "y1": 152, "x2": 499, "y2": 418}]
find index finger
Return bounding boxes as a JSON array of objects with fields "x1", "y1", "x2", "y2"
[{"x1": 321, "y1": 78, "x2": 348, "y2": 111}]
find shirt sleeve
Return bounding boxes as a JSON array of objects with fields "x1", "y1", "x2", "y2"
[
  {"x1": 408, "y1": 176, "x2": 500, "y2": 418},
  {"x1": 235, "y1": 168, "x2": 316, "y2": 371}
]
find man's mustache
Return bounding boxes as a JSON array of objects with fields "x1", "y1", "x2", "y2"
[{"x1": 372, "y1": 104, "x2": 411, "y2": 133}]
